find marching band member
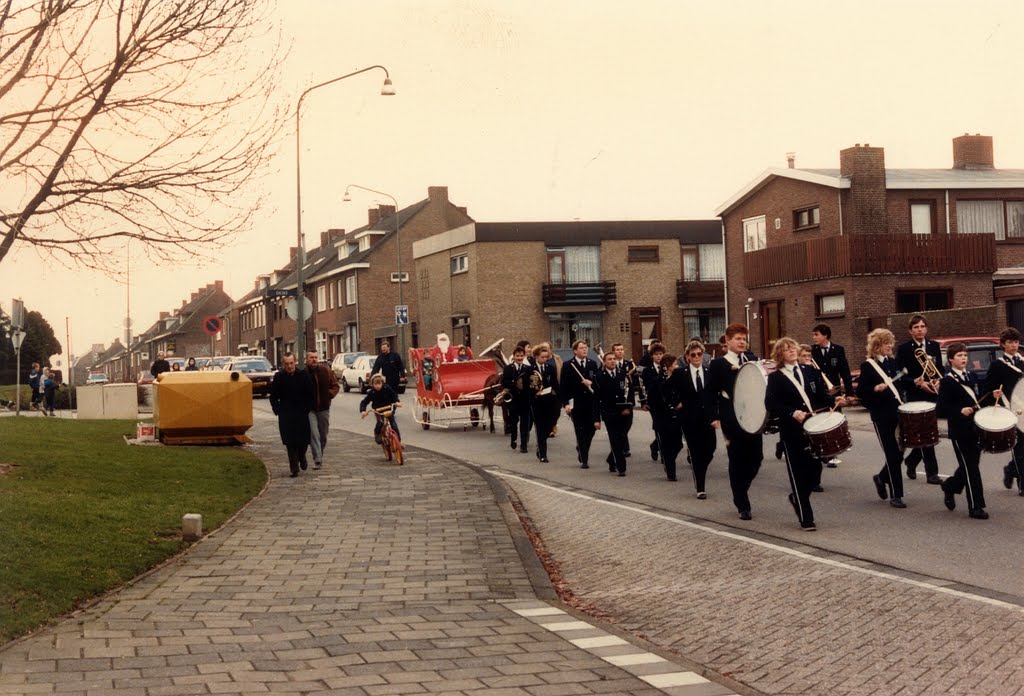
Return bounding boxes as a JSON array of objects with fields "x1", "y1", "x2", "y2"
[
  {"x1": 639, "y1": 342, "x2": 667, "y2": 461},
  {"x1": 896, "y1": 314, "x2": 944, "y2": 484},
  {"x1": 651, "y1": 352, "x2": 683, "y2": 481},
  {"x1": 983, "y1": 327, "x2": 1024, "y2": 496},
  {"x1": 857, "y1": 328, "x2": 907, "y2": 508},
  {"x1": 765, "y1": 337, "x2": 843, "y2": 531},
  {"x1": 595, "y1": 351, "x2": 634, "y2": 476},
  {"x1": 810, "y1": 323, "x2": 854, "y2": 396},
  {"x1": 938, "y1": 342, "x2": 1001, "y2": 519},
  {"x1": 669, "y1": 340, "x2": 716, "y2": 498},
  {"x1": 799, "y1": 344, "x2": 826, "y2": 492},
  {"x1": 560, "y1": 339, "x2": 600, "y2": 469},
  {"x1": 612, "y1": 343, "x2": 637, "y2": 457},
  {"x1": 529, "y1": 345, "x2": 560, "y2": 463},
  {"x1": 502, "y1": 346, "x2": 532, "y2": 453},
  {"x1": 708, "y1": 323, "x2": 763, "y2": 521}
]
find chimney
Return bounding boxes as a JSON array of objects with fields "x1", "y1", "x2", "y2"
[
  {"x1": 215, "y1": 280, "x2": 223, "y2": 290},
  {"x1": 320, "y1": 230, "x2": 330, "y2": 248},
  {"x1": 289, "y1": 246, "x2": 298, "y2": 260},
  {"x1": 159, "y1": 311, "x2": 169, "y2": 320},
  {"x1": 953, "y1": 133, "x2": 994, "y2": 169},
  {"x1": 456, "y1": 206, "x2": 468, "y2": 215},
  {"x1": 839, "y1": 143, "x2": 888, "y2": 234},
  {"x1": 368, "y1": 208, "x2": 381, "y2": 226},
  {"x1": 427, "y1": 186, "x2": 449, "y2": 203},
  {"x1": 786, "y1": 152, "x2": 796, "y2": 169},
  {"x1": 377, "y1": 204, "x2": 396, "y2": 221}
]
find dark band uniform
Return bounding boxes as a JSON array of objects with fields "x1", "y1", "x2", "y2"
[
  {"x1": 896, "y1": 338, "x2": 942, "y2": 480},
  {"x1": 643, "y1": 365, "x2": 682, "y2": 480},
  {"x1": 983, "y1": 351, "x2": 1024, "y2": 494},
  {"x1": 617, "y1": 357, "x2": 638, "y2": 456},
  {"x1": 856, "y1": 356, "x2": 905, "y2": 500},
  {"x1": 501, "y1": 360, "x2": 533, "y2": 451},
  {"x1": 560, "y1": 354, "x2": 601, "y2": 467},
  {"x1": 765, "y1": 362, "x2": 830, "y2": 528},
  {"x1": 668, "y1": 361, "x2": 716, "y2": 494},
  {"x1": 595, "y1": 365, "x2": 635, "y2": 475},
  {"x1": 708, "y1": 350, "x2": 763, "y2": 517},
  {"x1": 938, "y1": 369, "x2": 995, "y2": 516},
  {"x1": 811, "y1": 341, "x2": 854, "y2": 395},
  {"x1": 528, "y1": 361, "x2": 560, "y2": 462}
]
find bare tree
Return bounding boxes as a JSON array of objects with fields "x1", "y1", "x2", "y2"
[{"x1": 0, "y1": 0, "x2": 285, "y2": 271}]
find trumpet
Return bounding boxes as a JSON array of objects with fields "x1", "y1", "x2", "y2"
[{"x1": 915, "y1": 348, "x2": 942, "y2": 393}]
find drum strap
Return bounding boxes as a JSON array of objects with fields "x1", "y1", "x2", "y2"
[
  {"x1": 781, "y1": 366, "x2": 813, "y2": 412},
  {"x1": 867, "y1": 359, "x2": 903, "y2": 405},
  {"x1": 947, "y1": 374, "x2": 980, "y2": 408}
]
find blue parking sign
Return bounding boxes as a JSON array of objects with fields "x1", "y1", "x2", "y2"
[{"x1": 395, "y1": 305, "x2": 409, "y2": 325}]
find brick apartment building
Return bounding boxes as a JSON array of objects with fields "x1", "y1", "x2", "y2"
[
  {"x1": 219, "y1": 186, "x2": 473, "y2": 364},
  {"x1": 716, "y1": 134, "x2": 1024, "y2": 362},
  {"x1": 411, "y1": 220, "x2": 725, "y2": 359}
]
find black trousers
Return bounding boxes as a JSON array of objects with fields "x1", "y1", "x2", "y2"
[
  {"x1": 948, "y1": 435, "x2": 986, "y2": 510},
  {"x1": 904, "y1": 445, "x2": 938, "y2": 477},
  {"x1": 653, "y1": 418, "x2": 682, "y2": 480},
  {"x1": 508, "y1": 398, "x2": 532, "y2": 447},
  {"x1": 871, "y1": 416, "x2": 904, "y2": 498},
  {"x1": 603, "y1": 411, "x2": 629, "y2": 474},
  {"x1": 781, "y1": 433, "x2": 820, "y2": 526},
  {"x1": 682, "y1": 421, "x2": 716, "y2": 493},
  {"x1": 285, "y1": 445, "x2": 308, "y2": 474},
  {"x1": 622, "y1": 409, "x2": 634, "y2": 455},
  {"x1": 1006, "y1": 429, "x2": 1024, "y2": 492},
  {"x1": 532, "y1": 397, "x2": 559, "y2": 459},
  {"x1": 571, "y1": 407, "x2": 598, "y2": 465},
  {"x1": 725, "y1": 428, "x2": 763, "y2": 513}
]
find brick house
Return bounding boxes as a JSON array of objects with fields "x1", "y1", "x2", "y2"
[
  {"x1": 716, "y1": 134, "x2": 1024, "y2": 362},
  {"x1": 411, "y1": 219, "x2": 725, "y2": 359},
  {"x1": 134, "y1": 281, "x2": 233, "y2": 371}
]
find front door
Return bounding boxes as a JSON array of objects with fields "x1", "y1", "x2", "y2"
[
  {"x1": 630, "y1": 307, "x2": 662, "y2": 360},
  {"x1": 1009, "y1": 300, "x2": 1024, "y2": 333},
  {"x1": 760, "y1": 300, "x2": 783, "y2": 358}
]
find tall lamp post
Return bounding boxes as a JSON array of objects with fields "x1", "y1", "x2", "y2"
[
  {"x1": 343, "y1": 184, "x2": 406, "y2": 358},
  {"x1": 295, "y1": 65, "x2": 394, "y2": 358}
]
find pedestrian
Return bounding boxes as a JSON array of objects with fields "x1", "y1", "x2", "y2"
[
  {"x1": 269, "y1": 353, "x2": 313, "y2": 478},
  {"x1": 502, "y1": 345, "x2": 532, "y2": 453},
  {"x1": 983, "y1": 326, "x2": 1024, "y2": 496},
  {"x1": 560, "y1": 339, "x2": 600, "y2": 469},
  {"x1": 639, "y1": 342, "x2": 667, "y2": 461},
  {"x1": 371, "y1": 341, "x2": 405, "y2": 392},
  {"x1": 360, "y1": 374, "x2": 401, "y2": 441},
  {"x1": 857, "y1": 328, "x2": 908, "y2": 509},
  {"x1": 185, "y1": 357, "x2": 199, "y2": 371},
  {"x1": 42, "y1": 368, "x2": 58, "y2": 416},
  {"x1": 28, "y1": 362, "x2": 42, "y2": 411},
  {"x1": 595, "y1": 351, "x2": 635, "y2": 476},
  {"x1": 896, "y1": 314, "x2": 944, "y2": 484},
  {"x1": 528, "y1": 345, "x2": 560, "y2": 462},
  {"x1": 612, "y1": 343, "x2": 637, "y2": 457},
  {"x1": 669, "y1": 340, "x2": 717, "y2": 499},
  {"x1": 305, "y1": 350, "x2": 340, "y2": 470},
  {"x1": 151, "y1": 352, "x2": 170, "y2": 377}
]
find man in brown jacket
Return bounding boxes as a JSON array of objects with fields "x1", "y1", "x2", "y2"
[{"x1": 305, "y1": 351, "x2": 341, "y2": 469}]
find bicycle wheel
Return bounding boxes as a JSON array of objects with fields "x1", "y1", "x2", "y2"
[
  {"x1": 389, "y1": 431, "x2": 404, "y2": 465},
  {"x1": 381, "y1": 427, "x2": 393, "y2": 460}
]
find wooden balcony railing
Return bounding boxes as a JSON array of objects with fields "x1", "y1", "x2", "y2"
[
  {"x1": 743, "y1": 233, "x2": 997, "y2": 288},
  {"x1": 676, "y1": 279, "x2": 725, "y2": 304},
  {"x1": 542, "y1": 281, "x2": 617, "y2": 307}
]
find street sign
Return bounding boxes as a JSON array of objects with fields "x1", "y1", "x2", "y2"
[
  {"x1": 11, "y1": 329, "x2": 25, "y2": 351},
  {"x1": 203, "y1": 315, "x2": 222, "y2": 336},
  {"x1": 11, "y1": 298, "x2": 24, "y2": 328},
  {"x1": 286, "y1": 296, "x2": 313, "y2": 322},
  {"x1": 395, "y1": 305, "x2": 409, "y2": 326},
  {"x1": 265, "y1": 288, "x2": 297, "y2": 298}
]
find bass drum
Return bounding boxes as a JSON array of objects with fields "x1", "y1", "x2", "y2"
[
  {"x1": 803, "y1": 411, "x2": 852, "y2": 459},
  {"x1": 975, "y1": 405, "x2": 1018, "y2": 454},
  {"x1": 1010, "y1": 380, "x2": 1024, "y2": 432},
  {"x1": 898, "y1": 401, "x2": 939, "y2": 449},
  {"x1": 734, "y1": 360, "x2": 778, "y2": 435}
]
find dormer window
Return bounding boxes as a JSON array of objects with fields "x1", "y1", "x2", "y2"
[{"x1": 358, "y1": 237, "x2": 370, "y2": 252}]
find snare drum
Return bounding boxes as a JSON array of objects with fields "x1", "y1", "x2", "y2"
[
  {"x1": 734, "y1": 360, "x2": 778, "y2": 435},
  {"x1": 898, "y1": 401, "x2": 939, "y2": 449},
  {"x1": 975, "y1": 405, "x2": 1018, "y2": 453},
  {"x1": 803, "y1": 411, "x2": 852, "y2": 459}
]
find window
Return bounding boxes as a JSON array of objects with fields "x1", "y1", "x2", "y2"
[
  {"x1": 682, "y1": 308, "x2": 726, "y2": 345},
  {"x1": 316, "y1": 285, "x2": 327, "y2": 312},
  {"x1": 390, "y1": 271, "x2": 410, "y2": 283},
  {"x1": 548, "y1": 312, "x2": 603, "y2": 351},
  {"x1": 628, "y1": 246, "x2": 659, "y2": 262},
  {"x1": 896, "y1": 289, "x2": 952, "y2": 314},
  {"x1": 315, "y1": 331, "x2": 327, "y2": 358},
  {"x1": 419, "y1": 268, "x2": 430, "y2": 300},
  {"x1": 450, "y1": 254, "x2": 469, "y2": 274},
  {"x1": 337, "y1": 280, "x2": 344, "y2": 307},
  {"x1": 329, "y1": 283, "x2": 336, "y2": 309},
  {"x1": 957, "y1": 199, "x2": 1024, "y2": 240},
  {"x1": 345, "y1": 275, "x2": 357, "y2": 305},
  {"x1": 793, "y1": 206, "x2": 820, "y2": 230},
  {"x1": 816, "y1": 293, "x2": 845, "y2": 317},
  {"x1": 344, "y1": 323, "x2": 358, "y2": 352},
  {"x1": 681, "y1": 244, "x2": 725, "y2": 281},
  {"x1": 358, "y1": 237, "x2": 370, "y2": 251},
  {"x1": 742, "y1": 215, "x2": 766, "y2": 252},
  {"x1": 910, "y1": 201, "x2": 934, "y2": 235}
]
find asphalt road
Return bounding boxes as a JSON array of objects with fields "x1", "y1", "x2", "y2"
[{"x1": 267, "y1": 392, "x2": 1024, "y2": 601}]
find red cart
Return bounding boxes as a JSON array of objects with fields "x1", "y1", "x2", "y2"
[{"x1": 408, "y1": 339, "x2": 506, "y2": 431}]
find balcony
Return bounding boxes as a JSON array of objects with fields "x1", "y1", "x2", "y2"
[
  {"x1": 743, "y1": 233, "x2": 997, "y2": 288},
  {"x1": 676, "y1": 279, "x2": 725, "y2": 305},
  {"x1": 542, "y1": 281, "x2": 617, "y2": 307}
]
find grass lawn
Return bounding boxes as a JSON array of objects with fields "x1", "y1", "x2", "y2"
[{"x1": 0, "y1": 417, "x2": 267, "y2": 644}]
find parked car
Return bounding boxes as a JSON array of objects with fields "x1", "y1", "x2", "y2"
[
  {"x1": 138, "y1": 372, "x2": 155, "y2": 385},
  {"x1": 330, "y1": 351, "x2": 367, "y2": 379},
  {"x1": 166, "y1": 357, "x2": 186, "y2": 372},
  {"x1": 208, "y1": 355, "x2": 235, "y2": 371},
  {"x1": 86, "y1": 372, "x2": 109, "y2": 385},
  {"x1": 934, "y1": 336, "x2": 1000, "y2": 382},
  {"x1": 224, "y1": 356, "x2": 275, "y2": 397},
  {"x1": 192, "y1": 357, "x2": 212, "y2": 370},
  {"x1": 341, "y1": 355, "x2": 375, "y2": 393}
]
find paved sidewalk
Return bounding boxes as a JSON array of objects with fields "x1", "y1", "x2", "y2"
[{"x1": 0, "y1": 419, "x2": 742, "y2": 695}]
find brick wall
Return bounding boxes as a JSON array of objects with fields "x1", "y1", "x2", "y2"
[{"x1": 839, "y1": 144, "x2": 888, "y2": 235}]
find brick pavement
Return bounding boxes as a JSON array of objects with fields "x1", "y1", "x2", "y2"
[
  {"x1": 0, "y1": 417, "x2": 741, "y2": 695},
  {"x1": 500, "y1": 473, "x2": 1024, "y2": 696}
]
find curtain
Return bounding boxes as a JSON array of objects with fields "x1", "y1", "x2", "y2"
[
  {"x1": 565, "y1": 246, "x2": 600, "y2": 282},
  {"x1": 957, "y1": 201, "x2": 1005, "y2": 240},
  {"x1": 699, "y1": 244, "x2": 725, "y2": 280}
]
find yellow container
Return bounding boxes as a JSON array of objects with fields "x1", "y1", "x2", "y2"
[{"x1": 153, "y1": 371, "x2": 253, "y2": 445}]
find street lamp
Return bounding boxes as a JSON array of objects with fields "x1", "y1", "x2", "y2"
[
  {"x1": 294, "y1": 65, "x2": 394, "y2": 358},
  {"x1": 343, "y1": 184, "x2": 406, "y2": 359}
]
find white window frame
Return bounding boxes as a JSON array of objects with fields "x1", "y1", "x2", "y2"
[
  {"x1": 910, "y1": 202, "x2": 934, "y2": 235},
  {"x1": 742, "y1": 215, "x2": 767, "y2": 252},
  {"x1": 817, "y1": 293, "x2": 846, "y2": 316},
  {"x1": 316, "y1": 285, "x2": 327, "y2": 312},
  {"x1": 450, "y1": 254, "x2": 469, "y2": 275},
  {"x1": 345, "y1": 275, "x2": 357, "y2": 305}
]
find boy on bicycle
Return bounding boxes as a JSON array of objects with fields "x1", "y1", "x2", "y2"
[{"x1": 360, "y1": 374, "x2": 401, "y2": 442}]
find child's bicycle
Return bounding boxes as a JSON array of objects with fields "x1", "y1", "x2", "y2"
[{"x1": 373, "y1": 405, "x2": 404, "y2": 465}]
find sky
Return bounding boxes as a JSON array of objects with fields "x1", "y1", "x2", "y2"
[{"x1": 3, "y1": 0, "x2": 1024, "y2": 358}]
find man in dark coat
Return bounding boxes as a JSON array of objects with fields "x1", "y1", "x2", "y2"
[
  {"x1": 150, "y1": 352, "x2": 171, "y2": 378},
  {"x1": 371, "y1": 341, "x2": 405, "y2": 392},
  {"x1": 305, "y1": 350, "x2": 340, "y2": 470},
  {"x1": 895, "y1": 314, "x2": 944, "y2": 484},
  {"x1": 270, "y1": 353, "x2": 314, "y2": 478}
]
